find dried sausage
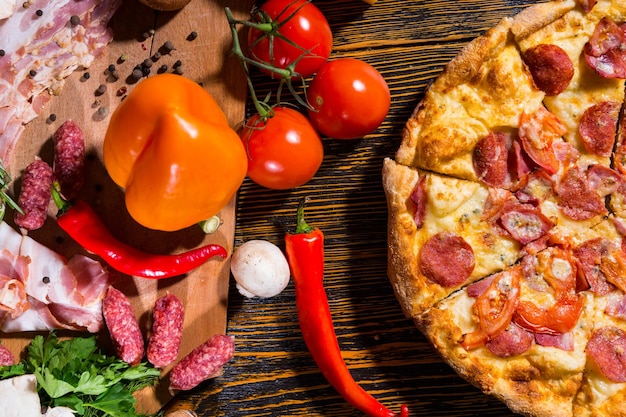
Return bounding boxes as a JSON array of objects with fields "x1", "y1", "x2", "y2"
[
  {"x1": 147, "y1": 292, "x2": 184, "y2": 368},
  {"x1": 102, "y1": 286, "x2": 144, "y2": 365},
  {"x1": 14, "y1": 158, "x2": 54, "y2": 231},
  {"x1": 169, "y1": 334, "x2": 235, "y2": 391},
  {"x1": 0, "y1": 344, "x2": 14, "y2": 366},
  {"x1": 53, "y1": 119, "x2": 85, "y2": 200}
]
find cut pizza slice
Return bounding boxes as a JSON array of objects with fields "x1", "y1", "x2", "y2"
[
  {"x1": 419, "y1": 217, "x2": 626, "y2": 417},
  {"x1": 382, "y1": 156, "x2": 612, "y2": 320},
  {"x1": 395, "y1": 16, "x2": 546, "y2": 182},
  {"x1": 512, "y1": 0, "x2": 626, "y2": 166}
]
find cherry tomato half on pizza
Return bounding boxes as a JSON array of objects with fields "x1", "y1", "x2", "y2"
[
  {"x1": 240, "y1": 106, "x2": 324, "y2": 190},
  {"x1": 306, "y1": 58, "x2": 391, "y2": 140},
  {"x1": 247, "y1": 0, "x2": 333, "y2": 79}
]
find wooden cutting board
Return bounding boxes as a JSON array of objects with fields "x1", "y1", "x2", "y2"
[{"x1": 3, "y1": 0, "x2": 253, "y2": 413}]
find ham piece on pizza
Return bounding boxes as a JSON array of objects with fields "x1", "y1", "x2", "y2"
[{"x1": 383, "y1": 0, "x2": 626, "y2": 416}]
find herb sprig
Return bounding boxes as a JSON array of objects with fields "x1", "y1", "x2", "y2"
[
  {"x1": 0, "y1": 333, "x2": 161, "y2": 417},
  {"x1": 0, "y1": 159, "x2": 22, "y2": 221}
]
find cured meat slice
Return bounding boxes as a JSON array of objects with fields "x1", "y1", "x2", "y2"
[
  {"x1": 0, "y1": 221, "x2": 109, "y2": 332},
  {"x1": 587, "y1": 326, "x2": 626, "y2": 382},
  {"x1": 418, "y1": 232, "x2": 475, "y2": 287},
  {"x1": 578, "y1": 101, "x2": 620, "y2": 157},
  {"x1": 0, "y1": 0, "x2": 122, "y2": 172},
  {"x1": 522, "y1": 44, "x2": 574, "y2": 96},
  {"x1": 584, "y1": 17, "x2": 626, "y2": 79}
]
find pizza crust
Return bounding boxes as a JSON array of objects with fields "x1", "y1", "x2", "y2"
[{"x1": 396, "y1": 17, "x2": 544, "y2": 181}]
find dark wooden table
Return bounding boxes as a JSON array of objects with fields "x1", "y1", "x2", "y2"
[{"x1": 168, "y1": 0, "x2": 540, "y2": 415}]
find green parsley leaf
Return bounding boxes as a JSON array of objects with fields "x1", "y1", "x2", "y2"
[{"x1": 0, "y1": 333, "x2": 161, "y2": 417}]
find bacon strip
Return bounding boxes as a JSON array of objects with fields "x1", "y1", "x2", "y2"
[{"x1": 0, "y1": 0, "x2": 122, "y2": 172}]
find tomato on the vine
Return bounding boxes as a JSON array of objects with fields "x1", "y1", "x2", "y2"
[
  {"x1": 247, "y1": 0, "x2": 332, "y2": 79},
  {"x1": 241, "y1": 107, "x2": 323, "y2": 190},
  {"x1": 306, "y1": 58, "x2": 391, "y2": 140}
]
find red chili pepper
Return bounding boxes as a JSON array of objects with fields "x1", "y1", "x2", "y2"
[
  {"x1": 284, "y1": 200, "x2": 409, "y2": 417},
  {"x1": 52, "y1": 186, "x2": 227, "y2": 279}
]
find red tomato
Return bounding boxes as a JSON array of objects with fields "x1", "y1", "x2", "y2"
[
  {"x1": 459, "y1": 266, "x2": 521, "y2": 350},
  {"x1": 241, "y1": 107, "x2": 323, "y2": 190},
  {"x1": 247, "y1": 0, "x2": 332, "y2": 79},
  {"x1": 306, "y1": 58, "x2": 391, "y2": 139}
]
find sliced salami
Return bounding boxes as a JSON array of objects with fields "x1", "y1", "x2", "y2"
[
  {"x1": 102, "y1": 286, "x2": 145, "y2": 365},
  {"x1": 0, "y1": 344, "x2": 14, "y2": 366},
  {"x1": 522, "y1": 44, "x2": 574, "y2": 96},
  {"x1": 579, "y1": 101, "x2": 620, "y2": 157},
  {"x1": 587, "y1": 326, "x2": 626, "y2": 382},
  {"x1": 169, "y1": 334, "x2": 235, "y2": 391},
  {"x1": 419, "y1": 232, "x2": 475, "y2": 287},
  {"x1": 147, "y1": 292, "x2": 185, "y2": 368},
  {"x1": 14, "y1": 158, "x2": 54, "y2": 231},
  {"x1": 473, "y1": 131, "x2": 512, "y2": 188},
  {"x1": 584, "y1": 17, "x2": 626, "y2": 79},
  {"x1": 53, "y1": 119, "x2": 86, "y2": 200}
]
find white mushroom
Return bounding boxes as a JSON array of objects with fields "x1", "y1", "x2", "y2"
[{"x1": 230, "y1": 240, "x2": 291, "y2": 298}]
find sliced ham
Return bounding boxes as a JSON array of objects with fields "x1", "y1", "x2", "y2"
[
  {"x1": 0, "y1": 221, "x2": 110, "y2": 332},
  {"x1": 0, "y1": 0, "x2": 121, "y2": 172}
]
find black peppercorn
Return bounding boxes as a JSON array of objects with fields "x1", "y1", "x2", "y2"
[
  {"x1": 35, "y1": 9, "x2": 43, "y2": 17},
  {"x1": 187, "y1": 31, "x2": 198, "y2": 41},
  {"x1": 69, "y1": 15, "x2": 80, "y2": 26},
  {"x1": 29, "y1": 69, "x2": 36, "y2": 77}
]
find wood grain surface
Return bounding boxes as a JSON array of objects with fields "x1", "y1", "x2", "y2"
[
  {"x1": 164, "y1": 0, "x2": 541, "y2": 416},
  {"x1": 3, "y1": 0, "x2": 253, "y2": 414}
]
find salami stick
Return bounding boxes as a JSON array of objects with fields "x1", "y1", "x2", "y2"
[
  {"x1": 53, "y1": 119, "x2": 85, "y2": 200},
  {"x1": 102, "y1": 286, "x2": 145, "y2": 365},
  {"x1": 147, "y1": 292, "x2": 184, "y2": 368},
  {"x1": 14, "y1": 158, "x2": 54, "y2": 231}
]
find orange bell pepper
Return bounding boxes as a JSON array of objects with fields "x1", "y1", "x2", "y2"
[{"x1": 103, "y1": 74, "x2": 247, "y2": 231}]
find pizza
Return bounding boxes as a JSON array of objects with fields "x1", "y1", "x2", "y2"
[{"x1": 382, "y1": 0, "x2": 626, "y2": 416}]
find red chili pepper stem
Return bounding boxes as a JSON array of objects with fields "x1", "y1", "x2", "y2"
[
  {"x1": 285, "y1": 200, "x2": 409, "y2": 417},
  {"x1": 51, "y1": 183, "x2": 227, "y2": 279}
]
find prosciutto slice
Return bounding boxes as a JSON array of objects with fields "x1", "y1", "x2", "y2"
[
  {"x1": 0, "y1": 221, "x2": 110, "y2": 332},
  {"x1": 0, "y1": 0, "x2": 122, "y2": 171}
]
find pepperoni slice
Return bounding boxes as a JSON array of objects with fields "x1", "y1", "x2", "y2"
[
  {"x1": 579, "y1": 101, "x2": 620, "y2": 157},
  {"x1": 523, "y1": 44, "x2": 574, "y2": 96},
  {"x1": 419, "y1": 232, "x2": 475, "y2": 287},
  {"x1": 572, "y1": 237, "x2": 614, "y2": 295},
  {"x1": 499, "y1": 207, "x2": 553, "y2": 245},
  {"x1": 587, "y1": 326, "x2": 626, "y2": 382},
  {"x1": 473, "y1": 131, "x2": 512, "y2": 188},
  {"x1": 519, "y1": 107, "x2": 567, "y2": 175},
  {"x1": 584, "y1": 17, "x2": 626, "y2": 79}
]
